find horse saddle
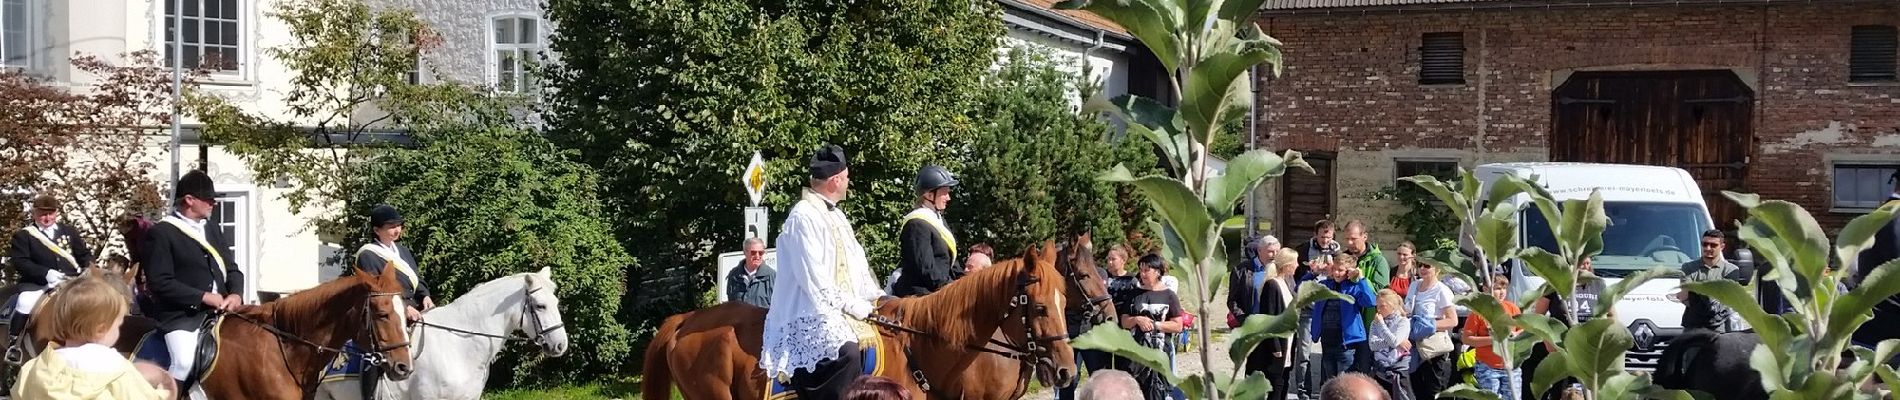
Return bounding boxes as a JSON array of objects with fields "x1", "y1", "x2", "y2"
[
  {"x1": 320, "y1": 340, "x2": 375, "y2": 383},
  {"x1": 133, "y1": 315, "x2": 224, "y2": 393},
  {"x1": 764, "y1": 333, "x2": 890, "y2": 400}
]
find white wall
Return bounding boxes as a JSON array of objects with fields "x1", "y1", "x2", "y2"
[
  {"x1": 384, "y1": 0, "x2": 549, "y2": 88},
  {"x1": 1000, "y1": 30, "x2": 1131, "y2": 104}
]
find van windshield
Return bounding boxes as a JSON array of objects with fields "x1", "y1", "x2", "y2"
[{"x1": 1522, "y1": 202, "x2": 1711, "y2": 277}]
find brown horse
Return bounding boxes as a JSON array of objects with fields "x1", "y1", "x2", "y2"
[
  {"x1": 102, "y1": 265, "x2": 419, "y2": 399},
  {"x1": 643, "y1": 240, "x2": 1110, "y2": 400},
  {"x1": 927, "y1": 237, "x2": 1117, "y2": 400}
]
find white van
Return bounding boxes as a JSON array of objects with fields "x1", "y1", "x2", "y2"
[{"x1": 1473, "y1": 162, "x2": 1716, "y2": 371}]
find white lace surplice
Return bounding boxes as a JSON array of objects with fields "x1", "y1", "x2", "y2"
[{"x1": 758, "y1": 190, "x2": 885, "y2": 379}]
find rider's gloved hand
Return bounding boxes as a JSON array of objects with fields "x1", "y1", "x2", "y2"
[{"x1": 44, "y1": 271, "x2": 67, "y2": 287}]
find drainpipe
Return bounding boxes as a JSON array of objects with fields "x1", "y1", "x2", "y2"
[{"x1": 1247, "y1": 64, "x2": 1261, "y2": 236}]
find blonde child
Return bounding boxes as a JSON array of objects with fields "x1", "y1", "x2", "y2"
[
  {"x1": 13, "y1": 273, "x2": 172, "y2": 399},
  {"x1": 1369, "y1": 289, "x2": 1415, "y2": 400}
]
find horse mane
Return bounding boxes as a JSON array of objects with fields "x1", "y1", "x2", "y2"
[
  {"x1": 885, "y1": 257, "x2": 1038, "y2": 348},
  {"x1": 439, "y1": 272, "x2": 542, "y2": 314},
  {"x1": 250, "y1": 274, "x2": 371, "y2": 325}
]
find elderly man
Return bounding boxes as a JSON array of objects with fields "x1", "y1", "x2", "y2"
[
  {"x1": 1076, "y1": 370, "x2": 1143, "y2": 400},
  {"x1": 7, "y1": 195, "x2": 93, "y2": 336},
  {"x1": 759, "y1": 145, "x2": 889, "y2": 400},
  {"x1": 726, "y1": 237, "x2": 775, "y2": 308},
  {"x1": 1321, "y1": 372, "x2": 1391, "y2": 400}
]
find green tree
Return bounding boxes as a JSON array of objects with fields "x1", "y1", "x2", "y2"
[
  {"x1": 187, "y1": 0, "x2": 633, "y2": 385},
  {"x1": 541, "y1": 0, "x2": 1004, "y2": 347},
  {"x1": 350, "y1": 105, "x2": 635, "y2": 385},
  {"x1": 947, "y1": 48, "x2": 1157, "y2": 253}
]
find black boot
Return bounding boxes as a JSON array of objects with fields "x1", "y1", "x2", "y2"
[
  {"x1": 8, "y1": 312, "x2": 27, "y2": 338},
  {"x1": 362, "y1": 364, "x2": 382, "y2": 399}
]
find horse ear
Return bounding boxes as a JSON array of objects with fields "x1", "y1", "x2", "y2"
[
  {"x1": 538, "y1": 266, "x2": 552, "y2": 278},
  {"x1": 1041, "y1": 241, "x2": 1058, "y2": 265}
]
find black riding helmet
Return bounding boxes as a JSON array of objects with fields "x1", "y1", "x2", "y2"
[
  {"x1": 915, "y1": 165, "x2": 959, "y2": 194},
  {"x1": 369, "y1": 204, "x2": 404, "y2": 228}
]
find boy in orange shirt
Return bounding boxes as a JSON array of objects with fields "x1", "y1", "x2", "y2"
[{"x1": 1462, "y1": 273, "x2": 1521, "y2": 400}]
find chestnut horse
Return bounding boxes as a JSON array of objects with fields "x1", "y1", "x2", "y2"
[
  {"x1": 106, "y1": 265, "x2": 419, "y2": 399},
  {"x1": 926, "y1": 237, "x2": 1117, "y2": 400},
  {"x1": 644, "y1": 240, "x2": 1112, "y2": 400}
]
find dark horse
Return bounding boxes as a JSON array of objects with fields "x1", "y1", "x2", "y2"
[{"x1": 642, "y1": 240, "x2": 1109, "y2": 400}]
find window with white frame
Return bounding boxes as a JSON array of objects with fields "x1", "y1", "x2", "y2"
[
  {"x1": 490, "y1": 15, "x2": 541, "y2": 93},
  {"x1": 1, "y1": 0, "x2": 29, "y2": 67},
  {"x1": 1833, "y1": 163, "x2": 1899, "y2": 210},
  {"x1": 164, "y1": 0, "x2": 241, "y2": 72}
]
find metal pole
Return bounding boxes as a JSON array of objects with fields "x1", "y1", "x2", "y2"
[
  {"x1": 1246, "y1": 64, "x2": 1260, "y2": 235},
  {"x1": 167, "y1": 0, "x2": 183, "y2": 200}
]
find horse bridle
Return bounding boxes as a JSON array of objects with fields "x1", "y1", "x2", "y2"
[
  {"x1": 414, "y1": 275, "x2": 566, "y2": 348},
  {"x1": 226, "y1": 290, "x2": 410, "y2": 391},
  {"x1": 1058, "y1": 244, "x2": 1115, "y2": 326}
]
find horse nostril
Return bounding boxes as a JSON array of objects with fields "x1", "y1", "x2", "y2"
[{"x1": 392, "y1": 362, "x2": 414, "y2": 377}]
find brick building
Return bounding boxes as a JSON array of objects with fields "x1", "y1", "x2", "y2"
[{"x1": 1253, "y1": 0, "x2": 1900, "y2": 245}]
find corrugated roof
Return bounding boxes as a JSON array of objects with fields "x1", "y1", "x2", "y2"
[
  {"x1": 1262, "y1": 0, "x2": 1870, "y2": 11},
  {"x1": 1015, "y1": 0, "x2": 1128, "y2": 34}
]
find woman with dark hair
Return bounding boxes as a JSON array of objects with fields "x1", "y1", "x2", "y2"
[
  {"x1": 117, "y1": 214, "x2": 154, "y2": 315},
  {"x1": 1121, "y1": 254, "x2": 1186, "y2": 400}
]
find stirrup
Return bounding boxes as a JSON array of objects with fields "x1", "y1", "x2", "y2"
[{"x1": 4, "y1": 341, "x2": 23, "y2": 365}]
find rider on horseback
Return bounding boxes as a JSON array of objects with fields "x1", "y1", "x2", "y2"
[
  {"x1": 759, "y1": 144, "x2": 890, "y2": 400},
  {"x1": 141, "y1": 170, "x2": 245, "y2": 390},
  {"x1": 354, "y1": 204, "x2": 433, "y2": 398},
  {"x1": 8, "y1": 195, "x2": 93, "y2": 338},
  {"x1": 1852, "y1": 169, "x2": 1900, "y2": 362},
  {"x1": 890, "y1": 165, "x2": 960, "y2": 298}
]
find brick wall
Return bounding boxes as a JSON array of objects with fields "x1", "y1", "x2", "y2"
[{"x1": 1255, "y1": 3, "x2": 1900, "y2": 242}]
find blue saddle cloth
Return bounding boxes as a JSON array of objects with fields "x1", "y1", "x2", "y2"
[
  {"x1": 321, "y1": 340, "x2": 373, "y2": 383},
  {"x1": 131, "y1": 317, "x2": 222, "y2": 388},
  {"x1": 765, "y1": 336, "x2": 886, "y2": 400}
]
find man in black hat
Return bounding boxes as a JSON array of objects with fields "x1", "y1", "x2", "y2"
[
  {"x1": 7, "y1": 195, "x2": 93, "y2": 336},
  {"x1": 758, "y1": 144, "x2": 889, "y2": 400},
  {"x1": 891, "y1": 164, "x2": 962, "y2": 297},
  {"x1": 141, "y1": 169, "x2": 245, "y2": 389}
]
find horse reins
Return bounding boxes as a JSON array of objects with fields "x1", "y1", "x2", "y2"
[
  {"x1": 413, "y1": 276, "x2": 565, "y2": 344},
  {"x1": 866, "y1": 244, "x2": 1095, "y2": 394},
  {"x1": 227, "y1": 290, "x2": 412, "y2": 393}
]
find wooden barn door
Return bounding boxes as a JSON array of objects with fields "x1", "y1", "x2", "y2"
[
  {"x1": 1281, "y1": 151, "x2": 1335, "y2": 244},
  {"x1": 1551, "y1": 70, "x2": 1753, "y2": 228}
]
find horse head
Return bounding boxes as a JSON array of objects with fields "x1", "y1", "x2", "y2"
[
  {"x1": 1018, "y1": 241, "x2": 1078, "y2": 389},
  {"x1": 519, "y1": 267, "x2": 569, "y2": 356},
  {"x1": 1057, "y1": 232, "x2": 1116, "y2": 328},
  {"x1": 354, "y1": 264, "x2": 417, "y2": 381}
]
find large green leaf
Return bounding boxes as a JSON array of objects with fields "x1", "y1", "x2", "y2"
[
  {"x1": 1875, "y1": 366, "x2": 1900, "y2": 399},
  {"x1": 1102, "y1": 165, "x2": 1213, "y2": 264},
  {"x1": 1837, "y1": 202, "x2": 1900, "y2": 272},
  {"x1": 1563, "y1": 318, "x2": 1632, "y2": 389},
  {"x1": 1844, "y1": 340, "x2": 1900, "y2": 383},
  {"x1": 1516, "y1": 247, "x2": 1574, "y2": 299},
  {"x1": 1824, "y1": 259, "x2": 1900, "y2": 352},
  {"x1": 1749, "y1": 343, "x2": 1789, "y2": 392},
  {"x1": 1401, "y1": 174, "x2": 1472, "y2": 222},
  {"x1": 1475, "y1": 202, "x2": 1521, "y2": 267},
  {"x1": 1437, "y1": 384, "x2": 1505, "y2": 400},
  {"x1": 1228, "y1": 372, "x2": 1272, "y2": 400},
  {"x1": 1072, "y1": 322, "x2": 1178, "y2": 383},
  {"x1": 1595, "y1": 267, "x2": 1678, "y2": 321},
  {"x1": 1227, "y1": 281, "x2": 1348, "y2": 366},
  {"x1": 1530, "y1": 349, "x2": 1572, "y2": 398},
  {"x1": 1217, "y1": 0, "x2": 1269, "y2": 21},
  {"x1": 1178, "y1": 23, "x2": 1282, "y2": 140},
  {"x1": 1556, "y1": 192, "x2": 1608, "y2": 260},
  {"x1": 1724, "y1": 192, "x2": 1831, "y2": 289},
  {"x1": 1095, "y1": 94, "x2": 1178, "y2": 134},
  {"x1": 1203, "y1": 149, "x2": 1303, "y2": 216},
  {"x1": 1681, "y1": 279, "x2": 1794, "y2": 351},
  {"x1": 1418, "y1": 248, "x2": 1481, "y2": 291},
  {"x1": 1460, "y1": 294, "x2": 1521, "y2": 367},
  {"x1": 1178, "y1": 371, "x2": 1209, "y2": 400},
  {"x1": 1053, "y1": 0, "x2": 1184, "y2": 72},
  {"x1": 1514, "y1": 313, "x2": 1569, "y2": 349},
  {"x1": 1597, "y1": 373, "x2": 1651, "y2": 400},
  {"x1": 1484, "y1": 173, "x2": 1559, "y2": 229}
]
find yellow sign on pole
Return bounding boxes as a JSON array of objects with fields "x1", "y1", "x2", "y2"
[{"x1": 743, "y1": 152, "x2": 766, "y2": 206}]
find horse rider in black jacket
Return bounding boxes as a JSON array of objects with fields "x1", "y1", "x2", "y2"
[
  {"x1": 7, "y1": 195, "x2": 93, "y2": 336},
  {"x1": 891, "y1": 165, "x2": 961, "y2": 298},
  {"x1": 141, "y1": 170, "x2": 246, "y2": 390}
]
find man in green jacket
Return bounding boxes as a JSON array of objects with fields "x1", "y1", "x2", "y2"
[{"x1": 1343, "y1": 220, "x2": 1390, "y2": 289}]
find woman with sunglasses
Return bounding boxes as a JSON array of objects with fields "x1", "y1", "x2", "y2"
[{"x1": 1405, "y1": 250, "x2": 1459, "y2": 400}]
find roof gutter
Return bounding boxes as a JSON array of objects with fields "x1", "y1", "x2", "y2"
[
  {"x1": 1259, "y1": 0, "x2": 1870, "y2": 15},
  {"x1": 997, "y1": 0, "x2": 1136, "y2": 50}
]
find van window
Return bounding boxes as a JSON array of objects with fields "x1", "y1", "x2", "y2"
[{"x1": 1522, "y1": 202, "x2": 1711, "y2": 277}]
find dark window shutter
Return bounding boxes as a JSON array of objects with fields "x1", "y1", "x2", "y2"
[
  {"x1": 1851, "y1": 25, "x2": 1897, "y2": 83},
  {"x1": 1419, "y1": 32, "x2": 1465, "y2": 85}
]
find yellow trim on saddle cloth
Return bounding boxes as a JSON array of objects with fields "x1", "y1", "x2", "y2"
[{"x1": 763, "y1": 332, "x2": 887, "y2": 400}]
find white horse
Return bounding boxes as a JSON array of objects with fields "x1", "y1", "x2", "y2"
[{"x1": 315, "y1": 267, "x2": 571, "y2": 400}]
